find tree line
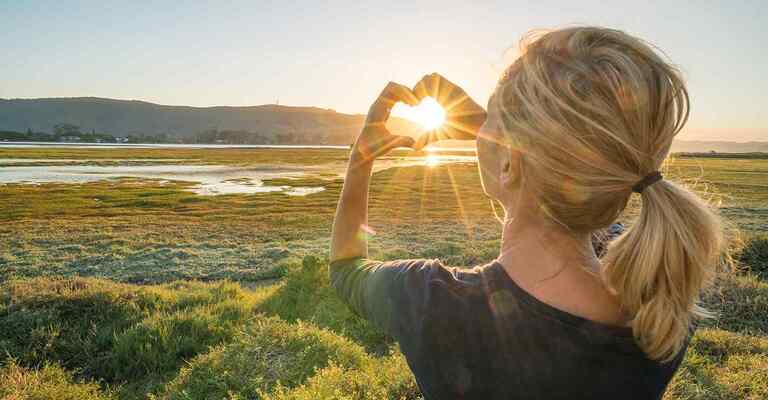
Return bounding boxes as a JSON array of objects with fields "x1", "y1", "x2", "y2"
[
  {"x1": 0, "y1": 125, "x2": 294, "y2": 144},
  {"x1": 0, "y1": 124, "x2": 169, "y2": 143}
]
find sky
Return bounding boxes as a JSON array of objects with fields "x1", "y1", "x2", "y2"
[{"x1": 2, "y1": 0, "x2": 766, "y2": 141}]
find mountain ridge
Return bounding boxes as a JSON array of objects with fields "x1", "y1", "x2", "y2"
[
  {"x1": 0, "y1": 97, "x2": 421, "y2": 145},
  {"x1": 1, "y1": 97, "x2": 337, "y2": 113},
  {"x1": 1, "y1": 97, "x2": 765, "y2": 152}
]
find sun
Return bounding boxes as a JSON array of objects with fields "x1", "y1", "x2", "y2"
[{"x1": 392, "y1": 97, "x2": 446, "y2": 131}]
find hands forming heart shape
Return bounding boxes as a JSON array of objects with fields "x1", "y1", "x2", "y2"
[{"x1": 350, "y1": 73, "x2": 487, "y2": 165}]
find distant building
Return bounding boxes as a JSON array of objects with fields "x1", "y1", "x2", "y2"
[{"x1": 59, "y1": 136, "x2": 81, "y2": 142}]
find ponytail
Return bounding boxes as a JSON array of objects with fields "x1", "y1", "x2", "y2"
[{"x1": 602, "y1": 179, "x2": 723, "y2": 361}]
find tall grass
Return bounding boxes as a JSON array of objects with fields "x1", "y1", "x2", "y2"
[
  {"x1": 1, "y1": 257, "x2": 766, "y2": 399},
  {"x1": 0, "y1": 278, "x2": 275, "y2": 398},
  {"x1": 0, "y1": 360, "x2": 114, "y2": 400},
  {"x1": 257, "y1": 256, "x2": 391, "y2": 353},
  {"x1": 157, "y1": 317, "x2": 372, "y2": 399}
]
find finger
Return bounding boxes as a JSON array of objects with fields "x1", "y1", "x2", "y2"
[
  {"x1": 412, "y1": 73, "x2": 441, "y2": 101},
  {"x1": 412, "y1": 73, "x2": 465, "y2": 107},
  {"x1": 413, "y1": 129, "x2": 444, "y2": 151},
  {"x1": 364, "y1": 135, "x2": 415, "y2": 161},
  {"x1": 426, "y1": 72, "x2": 460, "y2": 90},
  {"x1": 367, "y1": 82, "x2": 418, "y2": 125},
  {"x1": 412, "y1": 130, "x2": 434, "y2": 151},
  {"x1": 414, "y1": 124, "x2": 479, "y2": 149},
  {"x1": 378, "y1": 135, "x2": 415, "y2": 156},
  {"x1": 389, "y1": 82, "x2": 419, "y2": 106}
]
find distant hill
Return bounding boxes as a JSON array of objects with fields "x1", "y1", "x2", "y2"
[
  {"x1": 0, "y1": 97, "x2": 422, "y2": 145},
  {"x1": 0, "y1": 97, "x2": 764, "y2": 151}
]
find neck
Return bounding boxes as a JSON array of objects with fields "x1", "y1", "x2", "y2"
[{"x1": 497, "y1": 210, "x2": 601, "y2": 286}]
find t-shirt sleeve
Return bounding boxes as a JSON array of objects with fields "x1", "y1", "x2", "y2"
[{"x1": 328, "y1": 257, "x2": 441, "y2": 349}]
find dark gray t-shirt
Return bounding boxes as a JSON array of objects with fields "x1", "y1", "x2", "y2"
[{"x1": 329, "y1": 257, "x2": 688, "y2": 399}]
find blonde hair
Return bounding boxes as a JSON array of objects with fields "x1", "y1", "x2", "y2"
[{"x1": 495, "y1": 26, "x2": 723, "y2": 361}]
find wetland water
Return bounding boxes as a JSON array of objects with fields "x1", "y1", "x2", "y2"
[{"x1": 0, "y1": 144, "x2": 477, "y2": 195}]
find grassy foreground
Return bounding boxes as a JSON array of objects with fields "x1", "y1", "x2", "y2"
[
  {"x1": 1, "y1": 258, "x2": 766, "y2": 399},
  {"x1": 1, "y1": 148, "x2": 767, "y2": 399}
]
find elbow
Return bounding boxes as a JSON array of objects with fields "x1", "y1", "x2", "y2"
[{"x1": 329, "y1": 246, "x2": 364, "y2": 266}]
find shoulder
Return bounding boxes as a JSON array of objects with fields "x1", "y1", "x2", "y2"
[
  {"x1": 420, "y1": 259, "x2": 489, "y2": 291},
  {"x1": 416, "y1": 260, "x2": 497, "y2": 317}
]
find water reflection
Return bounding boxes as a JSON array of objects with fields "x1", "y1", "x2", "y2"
[
  {"x1": 0, "y1": 164, "x2": 321, "y2": 196},
  {"x1": 0, "y1": 154, "x2": 477, "y2": 196}
]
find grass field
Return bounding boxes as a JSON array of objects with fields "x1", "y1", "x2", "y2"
[{"x1": 1, "y1": 147, "x2": 766, "y2": 399}]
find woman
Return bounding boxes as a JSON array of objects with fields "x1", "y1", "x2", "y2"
[{"x1": 330, "y1": 26, "x2": 722, "y2": 399}]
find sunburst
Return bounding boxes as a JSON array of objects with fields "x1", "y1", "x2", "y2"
[{"x1": 392, "y1": 97, "x2": 446, "y2": 131}]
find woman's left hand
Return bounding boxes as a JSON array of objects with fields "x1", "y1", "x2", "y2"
[{"x1": 350, "y1": 82, "x2": 419, "y2": 167}]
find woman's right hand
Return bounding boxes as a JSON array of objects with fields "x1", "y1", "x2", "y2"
[{"x1": 412, "y1": 73, "x2": 487, "y2": 150}]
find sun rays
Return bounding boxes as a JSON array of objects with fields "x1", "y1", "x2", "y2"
[{"x1": 371, "y1": 150, "x2": 477, "y2": 245}]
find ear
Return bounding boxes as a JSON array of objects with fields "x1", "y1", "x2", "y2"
[{"x1": 499, "y1": 147, "x2": 522, "y2": 190}]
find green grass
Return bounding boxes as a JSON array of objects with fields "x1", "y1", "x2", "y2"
[
  {"x1": 1, "y1": 148, "x2": 767, "y2": 399},
  {"x1": 0, "y1": 260, "x2": 416, "y2": 399},
  {"x1": 0, "y1": 360, "x2": 114, "y2": 400},
  {"x1": 264, "y1": 352, "x2": 419, "y2": 400},
  {"x1": 156, "y1": 316, "x2": 372, "y2": 400},
  {"x1": 736, "y1": 235, "x2": 768, "y2": 279},
  {"x1": 700, "y1": 273, "x2": 768, "y2": 336},
  {"x1": 0, "y1": 277, "x2": 277, "y2": 398},
  {"x1": 257, "y1": 256, "x2": 392, "y2": 353},
  {"x1": 666, "y1": 328, "x2": 768, "y2": 399},
  {"x1": 1, "y1": 260, "x2": 765, "y2": 399},
  {"x1": 0, "y1": 147, "x2": 352, "y2": 165}
]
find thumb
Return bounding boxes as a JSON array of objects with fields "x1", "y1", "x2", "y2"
[
  {"x1": 378, "y1": 135, "x2": 415, "y2": 156},
  {"x1": 393, "y1": 135, "x2": 416, "y2": 149},
  {"x1": 412, "y1": 130, "x2": 437, "y2": 151}
]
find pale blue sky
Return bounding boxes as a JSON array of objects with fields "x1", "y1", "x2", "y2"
[{"x1": 2, "y1": 0, "x2": 766, "y2": 140}]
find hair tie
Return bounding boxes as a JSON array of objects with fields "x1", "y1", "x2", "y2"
[{"x1": 632, "y1": 171, "x2": 663, "y2": 193}]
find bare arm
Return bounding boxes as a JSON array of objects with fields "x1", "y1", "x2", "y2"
[
  {"x1": 329, "y1": 160, "x2": 374, "y2": 261},
  {"x1": 330, "y1": 82, "x2": 418, "y2": 262}
]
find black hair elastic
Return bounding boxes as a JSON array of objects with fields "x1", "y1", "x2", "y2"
[{"x1": 632, "y1": 171, "x2": 663, "y2": 193}]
